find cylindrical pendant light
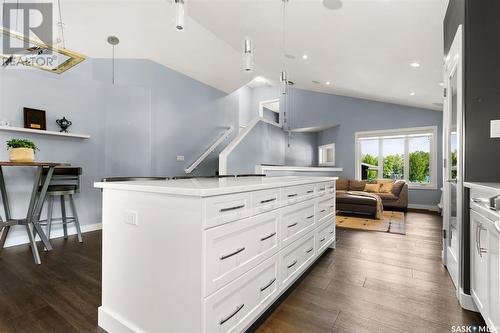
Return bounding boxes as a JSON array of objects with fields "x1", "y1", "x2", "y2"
[
  {"x1": 243, "y1": 38, "x2": 254, "y2": 72},
  {"x1": 175, "y1": 0, "x2": 185, "y2": 31}
]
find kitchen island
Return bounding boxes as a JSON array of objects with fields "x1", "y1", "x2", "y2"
[{"x1": 95, "y1": 176, "x2": 337, "y2": 333}]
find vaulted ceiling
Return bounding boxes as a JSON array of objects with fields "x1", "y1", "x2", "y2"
[{"x1": 26, "y1": 0, "x2": 448, "y2": 110}]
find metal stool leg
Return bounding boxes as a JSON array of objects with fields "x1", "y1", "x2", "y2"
[
  {"x1": 60, "y1": 195, "x2": 68, "y2": 239},
  {"x1": 26, "y1": 223, "x2": 41, "y2": 265},
  {"x1": 69, "y1": 194, "x2": 82, "y2": 243},
  {"x1": 46, "y1": 196, "x2": 54, "y2": 239}
]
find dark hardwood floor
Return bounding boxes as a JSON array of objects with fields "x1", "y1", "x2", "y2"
[{"x1": 0, "y1": 211, "x2": 483, "y2": 333}]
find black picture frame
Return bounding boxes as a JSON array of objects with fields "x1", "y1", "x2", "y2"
[{"x1": 23, "y1": 107, "x2": 46, "y2": 131}]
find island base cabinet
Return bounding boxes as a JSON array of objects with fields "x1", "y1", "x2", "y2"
[
  {"x1": 204, "y1": 256, "x2": 279, "y2": 333},
  {"x1": 488, "y1": 224, "x2": 500, "y2": 332}
]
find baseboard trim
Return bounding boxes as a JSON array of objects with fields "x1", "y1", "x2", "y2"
[
  {"x1": 3, "y1": 222, "x2": 102, "y2": 248},
  {"x1": 408, "y1": 204, "x2": 440, "y2": 212},
  {"x1": 459, "y1": 288, "x2": 478, "y2": 312},
  {"x1": 98, "y1": 306, "x2": 137, "y2": 333}
]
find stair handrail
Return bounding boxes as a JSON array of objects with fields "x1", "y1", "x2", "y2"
[
  {"x1": 219, "y1": 117, "x2": 281, "y2": 175},
  {"x1": 185, "y1": 126, "x2": 233, "y2": 174}
]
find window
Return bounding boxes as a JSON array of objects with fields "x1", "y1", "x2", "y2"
[
  {"x1": 355, "y1": 126, "x2": 437, "y2": 189},
  {"x1": 318, "y1": 143, "x2": 335, "y2": 166}
]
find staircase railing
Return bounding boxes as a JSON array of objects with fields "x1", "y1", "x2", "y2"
[
  {"x1": 185, "y1": 126, "x2": 233, "y2": 174},
  {"x1": 219, "y1": 117, "x2": 281, "y2": 175}
]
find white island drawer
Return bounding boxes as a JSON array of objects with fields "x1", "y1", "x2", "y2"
[
  {"x1": 204, "y1": 210, "x2": 279, "y2": 296},
  {"x1": 204, "y1": 256, "x2": 279, "y2": 333},
  {"x1": 316, "y1": 221, "x2": 335, "y2": 254},
  {"x1": 279, "y1": 232, "x2": 316, "y2": 290},
  {"x1": 251, "y1": 188, "x2": 281, "y2": 214},
  {"x1": 280, "y1": 201, "x2": 315, "y2": 249},
  {"x1": 204, "y1": 192, "x2": 252, "y2": 229},
  {"x1": 281, "y1": 184, "x2": 316, "y2": 205},
  {"x1": 317, "y1": 196, "x2": 335, "y2": 223}
]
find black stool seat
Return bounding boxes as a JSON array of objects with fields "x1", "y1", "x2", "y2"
[{"x1": 40, "y1": 185, "x2": 78, "y2": 192}]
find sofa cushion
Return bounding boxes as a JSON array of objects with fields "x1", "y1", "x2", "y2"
[
  {"x1": 336, "y1": 178, "x2": 349, "y2": 191},
  {"x1": 364, "y1": 183, "x2": 381, "y2": 193},
  {"x1": 391, "y1": 180, "x2": 406, "y2": 196},
  {"x1": 377, "y1": 192, "x2": 398, "y2": 201},
  {"x1": 349, "y1": 180, "x2": 367, "y2": 191}
]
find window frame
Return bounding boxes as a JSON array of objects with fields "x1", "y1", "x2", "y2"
[{"x1": 355, "y1": 126, "x2": 438, "y2": 190}]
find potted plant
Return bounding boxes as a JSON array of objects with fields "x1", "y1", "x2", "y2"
[{"x1": 7, "y1": 139, "x2": 38, "y2": 163}]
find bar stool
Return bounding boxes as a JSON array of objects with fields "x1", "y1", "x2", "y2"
[{"x1": 38, "y1": 167, "x2": 83, "y2": 243}]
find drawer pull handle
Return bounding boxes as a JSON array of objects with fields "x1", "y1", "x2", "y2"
[
  {"x1": 219, "y1": 205, "x2": 245, "y2": 213},
  {"x1": 328, "y1": 186, "x2": 334, "y2": 189},
  {"x1": 220, "y1": 304, "x2": 245, "y2": 325},
  {"x1": 320, "y1": 209, "x2": 326, "y2": 213},
  {"x1": 329, "y1": 205, "x2": 334, "y2": 208},
  {"x1": 320, "y1": 237, "x2": 326, "y2": 242},
  {"x1": 287, "y1": 194, "x2": 298, "y2": 198},
  {"x1": 260, "y1": 198, "x2": 277, "y2": 204},
  {"x1": 260, "y1": 278, "x2": 277, "y2": 292},
  {"x1": 287, "y1": 260, "x2": 298, "y2": 269},
  {"x1": 306, "y1": 215, "x2": 314, "y2": 219},
  {"x1": 260, "y1": 232, "x2": 276, "y2": 241},
  {"x1": 329, "y1": 230, "x2": 334, "y2": 234},
  {"x1": 319, "y1": 188, "x2": 325, "y2": 191},
  {"x1": 288, "y1": 222, "x2": 298, "y2": 228},
  {"x1": 306, "y1": 190, "x2": 314, "y2": 194},
  {"x1": 220, "y1": 247, "x2": 245, "y2": 260},
  {"x1": 305, "y1": 247, "x2": 314, "y2": 254}
]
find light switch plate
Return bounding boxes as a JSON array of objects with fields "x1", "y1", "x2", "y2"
[
  {"x1": 176, "y1": 155, "x2": 185, "y2": 161},
  {"x1": 491, "y1": 120, "x2": 500, "y2": 138},
  {"x1": 124, "y1": 210, "x2": 138, "y2": 226}
]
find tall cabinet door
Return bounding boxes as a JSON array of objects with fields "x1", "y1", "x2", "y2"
[
  {"x1": 488, "y1": 223, "x2": 500, "y2": 331},
  {"x1": 470, "y1": 210, "x2": 488, "y2": 314}
]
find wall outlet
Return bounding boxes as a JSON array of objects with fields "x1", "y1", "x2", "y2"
[
  {"x1": 176, "y1": 155, "x2": 185, "y2": 161},
  {"x1": 124, "y1": 210, "x2": 138, "y2": 226},
  {"x1": 491, "y1": 120, "x2": 500, "y2": 138}
]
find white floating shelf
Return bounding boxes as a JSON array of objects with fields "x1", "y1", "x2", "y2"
[{"x1": 0, "y1": 126, "x2": 90, "y2": 139}]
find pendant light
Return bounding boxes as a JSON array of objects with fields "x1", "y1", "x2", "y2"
[
  {"x1": 107, "y1": 36, "x2": 120, "y2": 84},
  {"x1": 174, "y1": 0, "x2": 185, "y2": 31},
  {"x1": 243, "y1": 38, "x2": 254, "y2": 72}
]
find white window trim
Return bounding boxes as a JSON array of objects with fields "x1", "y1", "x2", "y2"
[
  {"x1": 318, "y1": 143, "x2": 336, "y2": 166},
  {"x1": 354, "y1": 126, "x2": 438, "y2": 190}
]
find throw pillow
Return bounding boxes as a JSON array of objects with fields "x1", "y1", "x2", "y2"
[
  {"x1": 336, "y1": 179, "x2": 349, "y2": 191},
  {"x1": 391, "y1": 180, "x2": 406, "y2": 196},
  {"x1": 349, "y1": 180, "x2": 367, "y2": 191},
  {"x1": 379, "y1": 182, "x2": 394, "y2": 193},
  {"x1": 365, "y1": 183, "x2": 381, "y2": 193}
]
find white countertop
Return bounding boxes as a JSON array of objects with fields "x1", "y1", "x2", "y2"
[
  {"x1": 464, "y1": 182, "x2": 500, "y2": 192},
  {"x1": 94, "y1": 176, "x2": 338, "y2": 197}
]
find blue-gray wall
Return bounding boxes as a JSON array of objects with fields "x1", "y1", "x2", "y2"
[{"x1": 0, "y1": 58, "x2": 238, "y2": 246}]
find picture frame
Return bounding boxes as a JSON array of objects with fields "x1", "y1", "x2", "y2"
[{"x1": 23, "y1": 107, "x2": 46, "y2": 130}]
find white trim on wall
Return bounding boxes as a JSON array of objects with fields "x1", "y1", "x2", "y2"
[
  {"x1": 354, "y1": 126, "x2": 438, "y2": 190},
  {"x1": 3, "y1": 222, "x2": 102, "y2": 248}
]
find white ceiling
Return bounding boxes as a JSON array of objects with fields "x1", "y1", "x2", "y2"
[{"x1": 17, "y1": 0, "x2": 447, "y2": 111}]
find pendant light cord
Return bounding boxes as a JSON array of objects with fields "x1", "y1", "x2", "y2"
[{"x1": 57, "y1": 0, "x2": 66, "y2": 48}]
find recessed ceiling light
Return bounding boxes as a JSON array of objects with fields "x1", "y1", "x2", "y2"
[
  {"x1": 326, "y1": 81, "x2": 331, "y2": 85},
  {"x1": 439, "y1": 82, "x2": 444, "y2": 87},
  {"x1": 410, "y1": 62, "x2": 420, "y2": 68},
  {"x1": 323, "y1": 0, "x2": 343, "y2": 10},
  {"x1": 302, "y1": 54, "x2": 308, "y2": 60},
  {"x1": 410, "y1": 91, "x2": 416, "y2": 96}
]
